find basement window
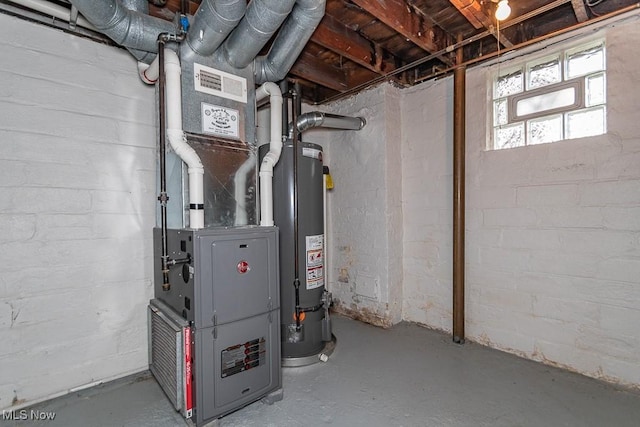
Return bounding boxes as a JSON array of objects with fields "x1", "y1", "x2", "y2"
[{"x1": 491, "y1": 40, "x2": 606, "y2": 150}]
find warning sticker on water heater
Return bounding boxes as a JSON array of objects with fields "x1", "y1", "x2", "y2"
[
  {"x1": 306, "y1": 234, "x2": 324, "y2": 290},
  {"x1": 201, "y1": 103, "x2": 240, "y2": 139}
]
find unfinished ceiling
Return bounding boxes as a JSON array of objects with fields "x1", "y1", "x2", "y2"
[
  {"x1": 3, "y1": 0, "x2": 638, "y2": 103},
  {"x1": 159, "y1": 0, "x2": 638, "y2": 103}
]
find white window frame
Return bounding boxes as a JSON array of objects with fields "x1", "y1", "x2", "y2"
[{"x1": 490, "y1": 39, "x2": 606, "y2": 150}]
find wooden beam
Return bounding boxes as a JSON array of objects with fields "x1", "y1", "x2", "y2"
[
  {"x1": 312, "y1": 13, "x2": 398, "y2": 74},
  {"x1": 290, "y1": 51, "x2": 349, "y2": 91},
  {"x1": 571, "y1": 0, "x2": 589, "y2": 22},
  {"x1": 352, "y1": 0, "x2": 453, "y2": 64},
  {"x1": 449, "y1": 0, "x2": 513, "y2": 48}
]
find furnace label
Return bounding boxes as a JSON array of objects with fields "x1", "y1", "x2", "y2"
[
  {"x1": 221, "y1": 337, "x2": 266, "y2": 378},
  {"x1": 305, "y1": 234, "x2": 324, "y2": 290},
  {"x1": 201, "y1": 103, "x2": 240, "y2": 139}
]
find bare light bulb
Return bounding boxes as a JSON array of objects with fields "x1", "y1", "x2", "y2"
[{"x1": 495, "y1": 0, "x2": 511, "y2": 21}]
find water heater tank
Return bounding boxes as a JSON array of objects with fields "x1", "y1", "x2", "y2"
[{"x1": 260, "y1": 140, "x2": 332, "y2": 364}]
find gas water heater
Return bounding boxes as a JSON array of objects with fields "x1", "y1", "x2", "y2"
[{"x1": 261, "y1": 140, "x2": 332, "y2": 365}]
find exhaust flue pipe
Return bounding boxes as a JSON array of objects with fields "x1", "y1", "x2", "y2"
[
  {"x1": 288, "y1": 111, "x2": 366, "y2": 138},
  {"x1": 68, "y1": 0, "x2": 176, "y2": 55},
  {"x1": 186, "y1": 0, "x2": 247, "y2": 57},
  {"x1": 256, "y1": 83, "x2": 284, "y2": 227},
  {"x1": 222, "y1": 0, "x2": 296, "y2": 69},
  {"x1": 255, "y1": 0, "x2": 326, "y2": 84}
]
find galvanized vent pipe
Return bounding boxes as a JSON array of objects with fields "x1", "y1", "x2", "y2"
[
  {"x1": 222, "y1": 0, "x2": 296, "y2": 69},
  {"x1": 255, "y1": 0, "x2": 326, "y2": 84},
  {"x1": 68, "y1": 0, "x2": 176, "y2": 56},
  {"x1": 185, "y1": 0, "x2": 246, "y2": 57},
  {"x1": 288, "y1": 111, "x2": 366, "y2": 138}
]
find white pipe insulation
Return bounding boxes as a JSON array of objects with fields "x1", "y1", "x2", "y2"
[
  {"x1": 141, "y1": 49, "x2": 205, "y2": 229},
  {"x1": 256, "y1": 82, "x2": 283, "y2": 227}
]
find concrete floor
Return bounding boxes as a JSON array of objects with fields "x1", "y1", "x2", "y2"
[{"x1": 6, "y1": 315, "x2": 640, "y2": 427}]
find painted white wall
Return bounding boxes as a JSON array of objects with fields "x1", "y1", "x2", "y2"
[
  {"x1": 402, "y1": 13, "x2": 640, "y2": 387},
  {"x1": 0, "y1": 15, "x2": 156, "y2": 408},
  {"x1": 306, "y1": 85, "x2": 404, "y2": 327}
]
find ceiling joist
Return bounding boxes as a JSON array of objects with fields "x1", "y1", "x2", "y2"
[
  {"x1": 313, "y1": 13, "x2": 399, "y2": 74},
  {"x1": 448, "y1": 0, "x2": 514, "y2": 48},
  {"x1": 351, "y1": 0, "x2": 454, "y2": 65}
]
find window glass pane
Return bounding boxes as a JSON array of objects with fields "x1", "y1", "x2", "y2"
[
  {"x1": 528, "y1": 115, "x2": 563, "y2": 145},
  {"x1": 567, "y1": 44, "x2": 605, "y2": 78},
  {"x1": 586, "y1": 73, "x2": 605, "y2": 106},
  {"x1": 566, "y1": 107, "x2": 606, "y2": 139},
  {"x1": 494, "y1": 99, "x2": 508, "y2": 126},
  {"x1": 528, "y1": 58, "x2": 561, "y2": 89},
  {"x1": 495, "y1": 69, "x2": 523, "y2": 98},
  {"x1": 516, "y1": 87, "x2": 576, "y2": 117},
  {"x1": 495, "y1": 122, "x2": 525, "y2": 149}
]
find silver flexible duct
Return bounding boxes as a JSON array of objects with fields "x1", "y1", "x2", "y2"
[
  {"x1": 288, "y1": 111, "x2": 366, "y2": 138},
  {"x1": 221, "y1": 0, "x2": 296, "y2": 69},
  {"x1": 186, "y1": 0, "x2": 247, "y2": 57},
  {"x1": 255, "y1": 0, "x2": 325, "y2": 84},
  {"x1": 68, "y1": 0, "x2": 176, "y2": 54}
]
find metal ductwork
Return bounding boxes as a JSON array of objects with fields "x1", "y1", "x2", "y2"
[
  {"x1": 221, "y1": 0, "x2": 296, "y2": 69},
  {"x1": 288, "y1": 111, "x2": 366, "y2": 138},
  {"x1": 185, "y1": 0, "x2": 247, "y2": 57},
  {"x1": 120, "y1": 0, "x2": 155, "y2": 63},
  {"x1": 67, "y1": 0, "x2": 176, "y2": 55},
  {"x1": 255, "y1": 0, "x2": 326, "y2": 84}
]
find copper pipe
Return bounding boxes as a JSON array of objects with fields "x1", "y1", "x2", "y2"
[{"x1": 452, "y1": 34, "x2": 465, "y2": 344}]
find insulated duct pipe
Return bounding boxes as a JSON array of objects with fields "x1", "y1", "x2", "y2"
[
  {"x1": 185, "y1": 0, "x2": 246, "y2": 57},
  {"x1": 68, "y1": 0, "x2": 176, "y2": 56},
  {"x1": 222, "y1": 0, "x2": 296, "y2": 69},
  {"x1": 257, "y1": 82, "x2": 284, "y2": 227},
  {"x1": 288, "y1": 111, "x2": 366, "y2": 138},
  {"x1": 255, "y1": 0, "x2": 326, "y2": 84}
]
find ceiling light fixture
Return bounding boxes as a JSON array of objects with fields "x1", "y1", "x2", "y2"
[{"x1": 495, "y1": 0, "x2": 511, "y2": 21}]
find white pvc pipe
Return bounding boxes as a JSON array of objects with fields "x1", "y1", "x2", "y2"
[
  {"x1": 256, "y1": 82, "x2": 283, "y2": 227},
  {"x1": 163, "y1": 49, "x2": 205, "y2": 229},
  {"x1": 138, "y1": 56, "x2": 159, "y2": 85},
  {"x1": 10, "y1": 0, "x2": 96, "y2": 30}
]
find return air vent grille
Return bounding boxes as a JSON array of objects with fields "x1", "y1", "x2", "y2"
[
  {"x1": 194, "y1": 63, "x2": 247, "y2": 103},
  {"x1": 148, "y1": 299, "x2": 192, "y2": 418}
]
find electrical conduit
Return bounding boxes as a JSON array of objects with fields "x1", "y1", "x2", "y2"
[{"x1": 256, "y1": 82, "x2": 283, "y2": 227}]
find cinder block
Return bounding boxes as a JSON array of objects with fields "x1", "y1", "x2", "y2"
[
  {"x1": 483, "y1": 208, "x2": 538, "y2": 227},
  {"x1": 516, "y1": 184, "x2": 579, "y2": 207},
  {"x1": 0, "y1": 214, "x2": 36, "y2": 243},
  {"x1": 603, "y1": 207, "x2": 640, "y2": 230},
  {"x1": 558, "y1": 229, "x2": 638, "y2": 256},
  {"x1": 580, "y1": 179, "x2": 640, "y2": 206},
  {"x1": 526, "y1": 250, "x2": 601, "y2": 277},
  {"x1": 537, "y1": 206, "x2": 604, "y2": 228},
  {"x1": 595, "y1": 257, "x2": 640, "y2": 283}
]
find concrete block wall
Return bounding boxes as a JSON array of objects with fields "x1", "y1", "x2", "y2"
[
  {"x1": 0, "y1": 15, "x2": 156, "y2": 408},
  {"x1": 402, "y1": 14, "x2": 640, "y2": 387},
  {"x1": 307, "y1": 85, "x2": 404, "y2": 327}
]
